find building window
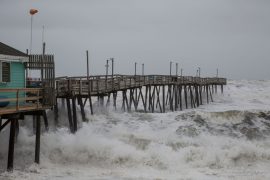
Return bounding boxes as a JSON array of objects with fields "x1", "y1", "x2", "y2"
[{"x1": 0, "y1": 61, "x2": 11, "y2": 82}]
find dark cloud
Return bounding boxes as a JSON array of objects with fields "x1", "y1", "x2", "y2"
[{"x1": 0, "y1": 0, "x2": 270, "y2": 79}]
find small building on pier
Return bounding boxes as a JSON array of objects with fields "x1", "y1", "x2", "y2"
[
  {"x1": 0, "y1": 41, "x2": 55, "y2": 171},
  {"x1": 0, "y1": 42, "x2": 29, "y2": 106}
]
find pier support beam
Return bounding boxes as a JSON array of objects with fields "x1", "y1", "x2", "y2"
[
  {"x1": 184, "y1": 86, "x2": 188, "y2": 109},
  {"x1": 54, "y1": 101, "x2": 59, "y2": 127},
  {"x1": 72, "y1": 97, "x2": 78, "y2": 132},
  {"x1": 113, "y1": 92, "x2": 117, "y2": 110},
  {"x1": 42, "y1": 110, "x2": 49, "y2": 131},
  {"x1": 162, "y1": 85, "x2": 165, "y2": 113},
  {"x1": 7, "y1": 119, "x2": 16, "y2": 171},
  {"x1": 66, "y1": 98, "x2": 74, "y2": 133},
  {"x1": 78, "y1": 96, "x2": 87, "y2": 122},
  {"x1": 35, "y1": 115, "x2": 41, "y2": 164}
]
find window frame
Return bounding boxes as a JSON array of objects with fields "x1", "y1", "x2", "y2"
[{"x1": 0, "y1": 61, "x2": 11, "y2": 83}]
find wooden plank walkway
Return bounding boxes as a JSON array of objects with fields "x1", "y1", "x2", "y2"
[
  {"x1": 56, "y1": 75, "x2": 226, "y2": 97},
  {"x1": 0, "y1": 88, "x2": 49, "y2": 115}
]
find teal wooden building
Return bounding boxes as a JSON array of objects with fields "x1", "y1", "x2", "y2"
[
  {"x1": 0, "y1": 42, "x2": 28, "y2": 89},
  {"x1": 0, "y1": 42, "x2": 55, "y2": 171}
]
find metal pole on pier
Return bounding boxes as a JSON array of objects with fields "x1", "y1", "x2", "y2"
[
  {"x1": 106, "y1": 60, "x2": 109, "y2": 77},
  {"x1": 181, "y1": 68, "x2": 183, "y2": 76},
  {"x1": 111, "y1": 58, "x2": 114, "y2": 77},
  {"x1": 135, "y1": 62, "x2": 137, "y2": 76},
  {"x1": 142, "y1": 63, "x2": 144, "y2": 75},
  {"x1": 86, "y1": 50, "x2": 93, "y2": 115},
  {"x1": 176, "y1": 63, "x2": 178, "y2": 76},
  {"x1": 111, "y1": 58, "x2": 114, "y2": 90},
  {"x1": 106, "y1": 60, "x2": 109, "y2": 90},
  {"x1": 170, "y1": 61, "x2": 172, "y2": 76},
  {"x1": 87, "y1": 51, "x2": 89, "y2": 80}
]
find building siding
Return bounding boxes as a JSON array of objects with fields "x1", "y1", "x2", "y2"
[
  {"x1": 0, "y1": 62, "x2": 25, "y2": 88},
  {"x1": 0, "y1": 62, "x2": 25, "y2": 105}
]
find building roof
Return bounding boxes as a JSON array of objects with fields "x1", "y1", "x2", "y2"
[{"x1": 0, "y1": 42, "x2": 28, "y2": 57}]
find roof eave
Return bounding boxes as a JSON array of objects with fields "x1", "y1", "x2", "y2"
[{"x1": 0, "y1": 54, "x2": 29, "y2": 62}]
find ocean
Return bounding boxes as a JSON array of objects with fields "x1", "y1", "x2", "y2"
[{"x1": 1, "y1": 80, "x2": 270, "y2": 180}]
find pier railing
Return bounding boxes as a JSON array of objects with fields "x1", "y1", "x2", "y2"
[
  {"x1": 55, "y1": 75, "x2": 226, "y2": 97},
  {"x1": 0, "y1": 88, "x2": 46, "y2": 115}
]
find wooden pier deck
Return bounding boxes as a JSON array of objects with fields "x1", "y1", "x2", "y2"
[
  {"x1": 56, "y1": 75, "x2": 226, "y2": 97},
  {"x1": 55, "y1": 75, "x2": 226, "y2": 134}
]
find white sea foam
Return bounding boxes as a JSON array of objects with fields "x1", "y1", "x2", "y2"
[{"x1": 1, "y1": 80, "x2": 270, "y2": 179}]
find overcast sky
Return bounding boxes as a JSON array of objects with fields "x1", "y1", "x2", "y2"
[{"x1": 0, "y1": 0, "x2": 269, "y2": 79}]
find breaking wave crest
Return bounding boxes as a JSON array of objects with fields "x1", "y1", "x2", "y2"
[{"x1": 1, "y1": 80, "x2": 270, "y2": 179}]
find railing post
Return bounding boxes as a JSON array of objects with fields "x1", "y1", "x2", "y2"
[
  {"x1": 97, "y1": 78, "x2": 99, "y2": 93},
  {"x1": 16, "y1": 89, "x2": 19, "y2": 111},
  {"x1": 118, "y1": 77, "x2": 120, "y2": 89},
  {"x1": 79, "y1": 78, "x2": 82, "y2": 95},
  {"x1": 68, "y1": 78, "x2": 71, "y2": 95},
  {"x1": 37, "y1": 89, "x2": 40, "y2": 108},
  {"x1": 56, "y1": 81, "x2": 59, "y2": 96}
]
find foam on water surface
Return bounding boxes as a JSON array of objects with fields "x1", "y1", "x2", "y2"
[{"x1": 1, "y1": 80, "x2": 270, "y2": 179}]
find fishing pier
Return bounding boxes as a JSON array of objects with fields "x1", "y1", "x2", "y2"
[
  {"x1": 55, "y1": 75, "x2": 226, "y2": 132},
  {"x1": 0, "y1": 42, "x2": 226, "y2": 171}
]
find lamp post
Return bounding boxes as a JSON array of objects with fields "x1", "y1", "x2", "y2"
[
  {"x1": 198, "y1": 67, "x2": 201, "y2": 77},
  {"x1": 142, "y1": 63, "x2": 144, "y2": 75},
  {"x1": 216, "y1": 68, "x2": 219, "y2": 77},
  {"x1": 170, "y1": 61, "x2": 179, "y2": 76},
  {"x1": 106, "y1": 58, "x2": 114, "y2": 78},
  {"x1": 135, "y1": 62, "x2": 137, "y2": 76},
  {"x1": 106, "y1": 60, "x2": 109, "y2": 77},
  {"x1": 105, "y1": 60, "x2": 109, "y2": 90},
  {"x1": 110, "y1": 58, "x2": 114, "y2": 78},
  {"x1": 181, "y1": 68, "x2": 183, "y2": 76},
  {"x1": 176, "y1": 63, "x2": 178, "y2": 76},
  {"x1": 107, "y1": 58, "x2": 114, "y2": 89},
  {"x1": 170, "y1": 61, "x2": 172, "y2": 76}
]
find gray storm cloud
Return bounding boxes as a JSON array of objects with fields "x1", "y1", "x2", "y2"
[{"x1": 0, "y1": 0, "x2": 269, "y2": 79}]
